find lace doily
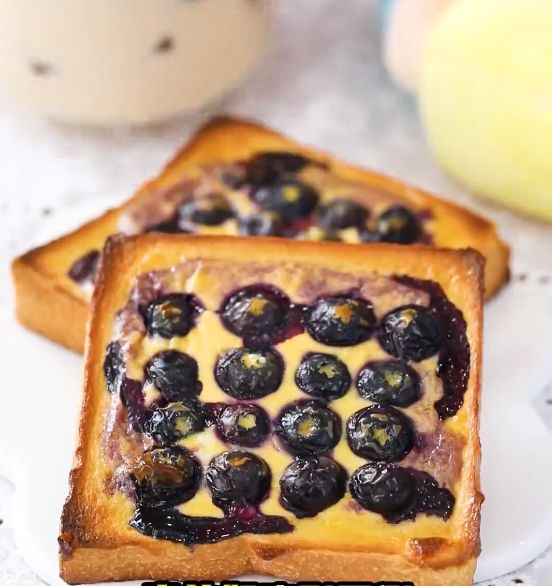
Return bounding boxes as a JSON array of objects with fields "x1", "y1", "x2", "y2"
[{"x1": 0, "y1": 1, "x2": 551, "y2": 584}]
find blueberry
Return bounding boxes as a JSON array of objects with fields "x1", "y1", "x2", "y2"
[
  {"x1": 144, "y1": 294, "x2": 200, "y2": 339},
  {"x1": 350, "y1": 462, "x2": 414, "y2": 516},
  {"x1": 215, "y1": 348, "x2": 283, "y2": 400},
  {"x1": 245, "y1": 151, "x2": 313, "y2": 186},
  {"x1": 376, "y1": 206, "x2": 422, "y2": 244},
  {"x1": 295, "y1": 353, "x2": 351, "y2": 401},
  {"x1": 251, "y1": 151, "x2": 314, "y2": 174},
  {"x1": 144, "y1": 218, "x2": 191, "y2": 234},
  {"x1": 178, "y1": 194, "x2": 235, "y2": 226},
  {"x1": 206, "y1": 451, "x2": 271, "y2": 508},
  {"x1": 67, "y1": 250, "x2": 100, "y2": 284},
  {"x1": 276, "y1": 400, "x2": 342, "y2": 456},
  {"x1": 279, "y1": 456, "x2": 346, "y2": 518},
  {"x1": 304, "y1": 296, "x2": 376, "y2": 347},
  {"x1": 356, "y1": 361, "x2": 421, "y2": 408},
  {"x1": 104, "y1": 341, "x2": 124, "y2": 395},
  {"x1": 239, "y1": 211, "x2": 286, "y2": 237},
  {"x1": 319, "y1": 199, "x2": 369, "y2": 230},
  {"x1": 378, "y1": 304, "x2": 445, "y2": 362},
  {"x1": 215, "y1": 403, "x2": 270, "y2": 447},
  {"x1": 221, "y1": 285, "x2": 288, "y2": 339},
  {"x1": 146, "y1": 350, "x2": 202, "y2": 402},
  {"x1": 133, "y1": 446, "x2": 201, "y2": 506},
  {"x1": 296, "y1": 226, "x2": 341, "y2": 242},
  {"x1": 347, "y1": 405, "x2": 414, "y2": 462},
  {"x1": 253, "y1": 179, "x2": 320, "y2": 220},
  {"x1": 144, "y1": 401, "x2": 205, "y2": 444}
]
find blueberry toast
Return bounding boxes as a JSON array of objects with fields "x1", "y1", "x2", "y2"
[
  {"x1": 13, "y1": 117, "x2": 508, "y2": 354},
  {"x1": 59, "y1": 235, "x2": 483, "y2": 585}
]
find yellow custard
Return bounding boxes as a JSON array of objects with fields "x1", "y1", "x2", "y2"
[{"x1": 103, "y1": 257, "x2": 470, "y2": 551}]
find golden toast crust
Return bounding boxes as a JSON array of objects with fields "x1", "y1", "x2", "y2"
[
  {"x1": 12, "y1": 117, "x2": 508, "y2": 354},
  {"x1": 59, "y1": 235, "x2": 483, "y2": 585}
]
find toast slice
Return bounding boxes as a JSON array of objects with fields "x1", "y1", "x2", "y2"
[
  {"x1": 13, "y1": 117, "x2": 508, "y2": 354},
  {"x1": 59, "y1": 235, "x2": 483, "y2": 585}
]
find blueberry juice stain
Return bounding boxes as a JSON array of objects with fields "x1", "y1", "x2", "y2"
[
  {"x1": 393, "y1": 276, "x2": 471, "y2": 419},
  {"x1": 350, "y1": 463, "x2": 454, "y2": 523},
  {"x1": 131, "y1": 450, "x2": 294, "y2": 545},
  {"x1": 130, "y1": 501, "x2": 293, "y2": 546},
  {"x1": 104, "y1": 342, "x2": 146, "y2": 430}
]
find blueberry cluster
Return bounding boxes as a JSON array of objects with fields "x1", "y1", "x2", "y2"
[
  {"x1": 105, "y1": 280, "x2": 459, "y2": 545},
  {"x1": 216, "y1": 285, "x2": 349, "y2": 518},
  {"x1": 240, "y1": 152, "x2": 425, "y2": 243},
  {"x1": 67, "y1": 151, "x2": 427, "y2": 285}
]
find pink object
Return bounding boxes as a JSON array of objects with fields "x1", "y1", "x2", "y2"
[{"x1": 383, "y1": 0, "x2": 453, "y2": 92}]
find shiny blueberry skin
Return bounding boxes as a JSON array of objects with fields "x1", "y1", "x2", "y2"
[
  {"x1": 215, "y1": 348, "x2": 283, "y2": 400},
  {"x1": 304, "y1": 296, "x2": 376, "y2": 347},
  {"x1": 144, "y1": 218, "x2": 191, "y2": 234},
  {"x1": 131, "y1": 499, "x2": 293, "y2": 546},
  {"x1": 178, "y1": 194, "x2": 236, "y2": 226},
  {"x1": 252, "y1": 179, "x2": 320, "y2": 220},
  {"x1": 250, "y1": 151, "x2": 314, "y2": 174},
  {"x1": 393, "y1": 275, "x2": 470, "y2": 420},
  {"x1": 276, "y1": 400, "x2": 342, "y2": 456},
  {"x1": 67, "y1": 249, "x2": 100, "y2": 284},
  {"x1": 215, "y1": 403, "x2": 270, "y2": 448},
  {"x1": 144, "y1": 294, "x2": 200, "y2": 339},
  {"x1": 357, "y1": 360, "x2": 421, "y2": 408},
  {"x1": 221, "y1": 285, "x2": 288, "y2": 339},
  {"x1": 133, "y1": 446, "x2": 201, "y2": 506},
  {"x1": 351, "y1": 464, "x2": 454, "y2": 523},
  {"x1": 378, "y1": 304, "x2": 445, "y2": 362},
  {"x1": 319, "y1": 199, "x2": 369, "y2": 230},
  {"x1": 206, "y1": 451, "x2": 271, "y2": 508},
  {"x1": 239, "y1": 211, "x2": 286, "y2": 237},
  {"x1": 144, "y1": 401, "x2": 205, "y2": 444},
  {"x1": 350, "y1": 462, "x2": 414, "y2": 516},
  {"x1": 145, "y1": 350, "x2": 202, "y2": 402},
  {"x1": 245, "y1": 151, "x2": 314, "y2": 186},
  {"x1": 280, "y1": 456, "x2": 346, "y2": 518},
  {"x1": 376, "y1": 205, "x2": 422, "y2": 244},
  {"x1": 295, "y1": 353, "x2": 351, "y2": 401},
  {"x1": 347, "y1": 405, "x2": 414, "y2": 462},
  {"x1": 104, "y1": 341, "x2": 124, "y2": 395}
]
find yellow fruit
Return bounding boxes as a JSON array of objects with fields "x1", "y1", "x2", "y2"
[{"x1": 419, "y1": 0, "x2": 552, "y2": 221}]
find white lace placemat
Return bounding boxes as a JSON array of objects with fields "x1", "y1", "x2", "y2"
[{"x1": 0, "y1": 1, "x2": 551, "y2": 584}]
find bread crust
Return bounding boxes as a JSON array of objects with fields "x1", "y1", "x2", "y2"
[
  {"x1": 12, "y1": 117, "x2": 507, "y2": 354},
  {"x1": 59, "y1": 235, "x2": 483, "y2": 585}
]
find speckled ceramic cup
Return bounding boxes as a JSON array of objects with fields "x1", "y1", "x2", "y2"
[{"x1": 0, "y1": 0, "x2": 273, "y2": 126}]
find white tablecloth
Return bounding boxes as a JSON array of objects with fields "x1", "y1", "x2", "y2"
[{"x1": 0, "y1": 1, "x2": 551, "y2": 584}]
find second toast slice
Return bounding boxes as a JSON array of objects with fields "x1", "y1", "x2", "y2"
[{"x1": 13, "y1": 117, "x2": 508, "y2": 353}]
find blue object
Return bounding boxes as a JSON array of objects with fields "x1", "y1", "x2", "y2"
[{"x1": 379, "y1": 0, "x2": 399, "y2": 33}]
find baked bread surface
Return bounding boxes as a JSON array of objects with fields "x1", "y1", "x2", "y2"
[
  {"x1": 59, "y1": 235, "x2": 483, "y2": 585},
  {"x1": 12, "y1": 117, "x2": 508, "y2": 353}
]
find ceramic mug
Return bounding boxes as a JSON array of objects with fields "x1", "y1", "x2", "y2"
[{"x1": 0, "y1": 0, "x2": 273, "y2": 126}]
